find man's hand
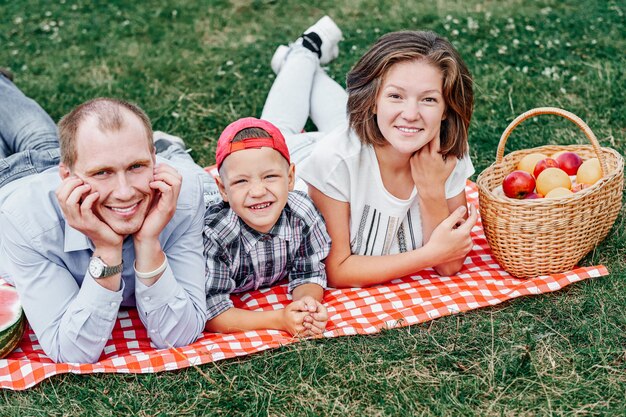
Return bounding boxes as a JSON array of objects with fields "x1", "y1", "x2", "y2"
[
  {"x1": 56, "y1": 175, "x2": 123, "y2": 291},
  {"x1": 55, "y1": 175, "x2": 122, "y2": 249},
  {"x1": 135, "y1": 163, "x2": 182, "y2": 242}
]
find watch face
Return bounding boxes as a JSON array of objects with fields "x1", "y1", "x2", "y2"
[{"x1": 89, "y1": 257, "x2": 105, "y2": 278}]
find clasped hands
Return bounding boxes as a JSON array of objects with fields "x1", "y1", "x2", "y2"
[{"x1": 282, "y1": 295, "x2": 328, "y2": 338}]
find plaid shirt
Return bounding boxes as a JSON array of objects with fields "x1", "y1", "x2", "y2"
[{"x1": 203, "y1": 191, "x2": 331, "y2": 321}]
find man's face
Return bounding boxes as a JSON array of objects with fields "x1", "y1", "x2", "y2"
[
  {"x1": 68, "y1": 112, "x2": 156, "y2": 236},
  {"x1": 217, "y1": 147, "x2": 294, "y2": 234}
]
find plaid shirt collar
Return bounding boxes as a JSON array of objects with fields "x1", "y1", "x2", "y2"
[{"x1": 237, "y1": 206, "x2": 294, "y2": 254}]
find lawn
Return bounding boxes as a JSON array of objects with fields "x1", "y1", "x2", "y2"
[{"x1": 1, "y1": 0, "x2": 625, "y2": 415}]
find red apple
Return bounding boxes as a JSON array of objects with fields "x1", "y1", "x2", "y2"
[
  {"x1": 555, "y1": 152, "x2": 583, "y2": 175},
  {"x1": 533, "y1": 158, "x2": 560, "y2": 179},
  {"x1": 503, "y1": 170, "x2": 536, "y2": 199},
  {"x1": 524, "y1": 192, "x2": 543, "y2": 199}
]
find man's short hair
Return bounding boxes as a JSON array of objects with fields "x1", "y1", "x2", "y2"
[{"x1": 58, "y1": 98, "x2": 153, "y2": 169}]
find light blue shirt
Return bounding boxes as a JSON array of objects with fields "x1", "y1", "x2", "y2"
[{"x1": 0, "y1": 156, "x2": 207, "y2": 363}]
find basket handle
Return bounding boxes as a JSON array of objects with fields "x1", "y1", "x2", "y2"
[{"x1": 496, "y1": 107, "x2": 608, "y2": 176}]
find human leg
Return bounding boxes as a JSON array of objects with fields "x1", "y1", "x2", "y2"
[
  {"x1": 270, "y1": 16, "x2": 343, "y2": 74},
  {"x1": 153, "y1": 131, "x2": 221, "y2": 206},
  {"x1": 0, "y1": 75, "x2": 60, "y2": 187},
  {"x1": 262, "y1": 15, "x2": 343, "y2": 135},
  {"x1": 309, "y1": 66, "x2": 349, "y2": 133},
  {"x1": 261, "y1": 45, "x2": 319, "y2": 136},
  {"x1": 0, "y1": 75, "x2": 58, "y2": 157},
  {"x1": 0, "y1": 148, "x2": 60, "y2": 187},
  {"x1": 261, "y1": 16, "x2": 344, "y2": 188}
]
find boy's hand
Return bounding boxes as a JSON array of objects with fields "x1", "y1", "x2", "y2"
[
  {"x1": 282, "y1": 297, "x2": 329, "y2": 337},
  {"x1": 282, "y1": 300, "x2": 311, "y2": 337},
  {"x1": 302, "y1": 300, "x2": 328, "y2": 336},
  {"x1": 291, "y1": 295, "x2": 328, "y2": 337}
]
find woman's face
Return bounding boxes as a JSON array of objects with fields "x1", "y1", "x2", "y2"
[{"x1": 374, "y1": 59, "x2": 446, "y2": 156}]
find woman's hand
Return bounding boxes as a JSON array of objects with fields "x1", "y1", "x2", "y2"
[{"x1": 410, "y1": 136, "x2": 457, "y2": 196}]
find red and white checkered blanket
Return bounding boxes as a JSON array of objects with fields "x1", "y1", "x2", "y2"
[{"x1": 0, "y1": 182, "x2": 608, "y2": 390}]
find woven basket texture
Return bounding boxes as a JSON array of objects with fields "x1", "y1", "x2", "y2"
[{"x1": 476, "y1": 107, "x2": 624, "y2": 278}]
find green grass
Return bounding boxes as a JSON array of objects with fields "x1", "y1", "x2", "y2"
[{"x1": 1, "y1": 0, "x2": 625, "y2": 415}]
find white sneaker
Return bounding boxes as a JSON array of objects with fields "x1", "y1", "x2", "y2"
[
  {"x1": 302, "y1": 15, "x2": 342, "y2": 65},
  {"x1": 270, "y1": 16, "x2": 342, "y2": 74}
]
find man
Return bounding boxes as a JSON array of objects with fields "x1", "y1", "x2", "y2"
[{"x1": 0, "y1": 73, "x2": 207, "y2": 363}]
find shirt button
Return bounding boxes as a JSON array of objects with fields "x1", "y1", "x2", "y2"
[
  {"x1": 100, "y1": 338, "x2": 106, "y2": 342},
  {"x1": 144, "y1": 297, "x2": 151, "y2": 302},
  {"x1": 110, "y1": 302, "x2": 116, "y2": 307}
]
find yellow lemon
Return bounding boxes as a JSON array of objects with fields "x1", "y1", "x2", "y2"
[
  {"x1": 517, "y1": 153, "x2": 549, "y2": 175},
  {"x1": 545, "y1": 187, "x2": 574, "y2": 199},
  {"x1": 536, "y1": 167, "x2": 571, "y2": 196},
  {"x1": 576, "y1": 158, "x2": 602, "y2": 185}
]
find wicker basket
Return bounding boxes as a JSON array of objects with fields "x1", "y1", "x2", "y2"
[{"x1": 476, "y1": 107, "x2": 624, "y2": 278}]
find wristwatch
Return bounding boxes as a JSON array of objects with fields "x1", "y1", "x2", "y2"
[{"x1": 88, "y1": 256, "x2": 124, "y2": 279}]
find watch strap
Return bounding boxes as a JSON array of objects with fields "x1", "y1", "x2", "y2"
[
  {"x1": 90, "y1": 256, "x2": 123, "y2": 279},
  {"x1": 101, "y1": 261, "x2": 124, "y2": 278}
]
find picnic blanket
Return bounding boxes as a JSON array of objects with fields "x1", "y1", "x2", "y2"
[{"x1": 0, "y1": 181, "x2": 608, "y2": 390}]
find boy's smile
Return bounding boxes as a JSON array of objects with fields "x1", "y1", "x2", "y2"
[{"x1": 217, "y1": 146, "x2": 295, "y2": 234}]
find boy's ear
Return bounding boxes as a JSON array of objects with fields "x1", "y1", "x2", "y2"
[
  {"x1": 59, "y1": 162, "x2": 71, "y2": 179},
  {"x1": 215, "y1": 175, "x2": 229, "y2": 202},
  {"x1": 287, "y1": 163, "x2": 296, "y2": 192}
]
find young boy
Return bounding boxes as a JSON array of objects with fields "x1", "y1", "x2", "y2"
[{"x1": 203, "y1": 117, "x2": 331, "y2": 337}]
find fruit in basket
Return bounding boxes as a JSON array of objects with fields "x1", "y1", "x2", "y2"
[
  {"x1": 517, "y1": 153, "x2": 549, "y2": 175},
  {"x1": 555, "y1": 151, "x2": 583, "y2": 176},
  {"x1": 576, "y1": 157, "x2": 602, "y2": 185},
  {"x1": 536, "y1": 167, "x2": 571, "y2": 196},
  {"x1": 533, "y1": 158, "x2": 560, "y2": 178},
  {"x1": 572, "y1": 182, "x2": 590, "y2": 192},
  {"x1": 545, "y1": 187, "x2": 574, "y2": 199},
  {"x1": 0, "y1": 286, "x2": 27, "y2": 359},
  {"x1": 524, "y1": 192, "x2": 543, "y2": 199},
  {"x1": 502, "y1": 170, "x2": 536, "y2": 198}
]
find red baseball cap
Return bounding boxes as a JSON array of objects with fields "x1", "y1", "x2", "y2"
[{"x1": 215, "y1": 117, "x2": 290, "y2": 170}]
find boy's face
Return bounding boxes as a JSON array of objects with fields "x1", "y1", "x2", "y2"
[{"x1": 217, "y1": 147, "x2": 295, "y2": 234}]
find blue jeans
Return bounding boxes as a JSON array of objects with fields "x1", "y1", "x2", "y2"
[
  {"x1": 0, "y1": 74, "x2": 60, "y2": 187},
  {"x1": 157, "y1": 144, "x2": 221, "y2": 207},
  {"x1": 0, "y1": 74, "x2": 220, "y2": 205}
]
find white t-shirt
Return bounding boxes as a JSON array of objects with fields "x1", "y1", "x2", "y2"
[{"x1": 298, "y1": 126, "x2": 474, "y2": 256}]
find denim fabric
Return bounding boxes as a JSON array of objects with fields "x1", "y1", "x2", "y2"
[
  {"x1": 0, "y1": 74, "x2": 60, "y2": 187},
  {"x1": 0, "y1": 148, "x2": 60, "y2": 187},
  {"x1": 157, "y1": 142, "x2": 221, "y2": 206}
]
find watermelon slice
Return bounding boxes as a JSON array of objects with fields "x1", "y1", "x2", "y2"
[{"x1": 0, "y1": 286, "x2": 26, "y2": 359}]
